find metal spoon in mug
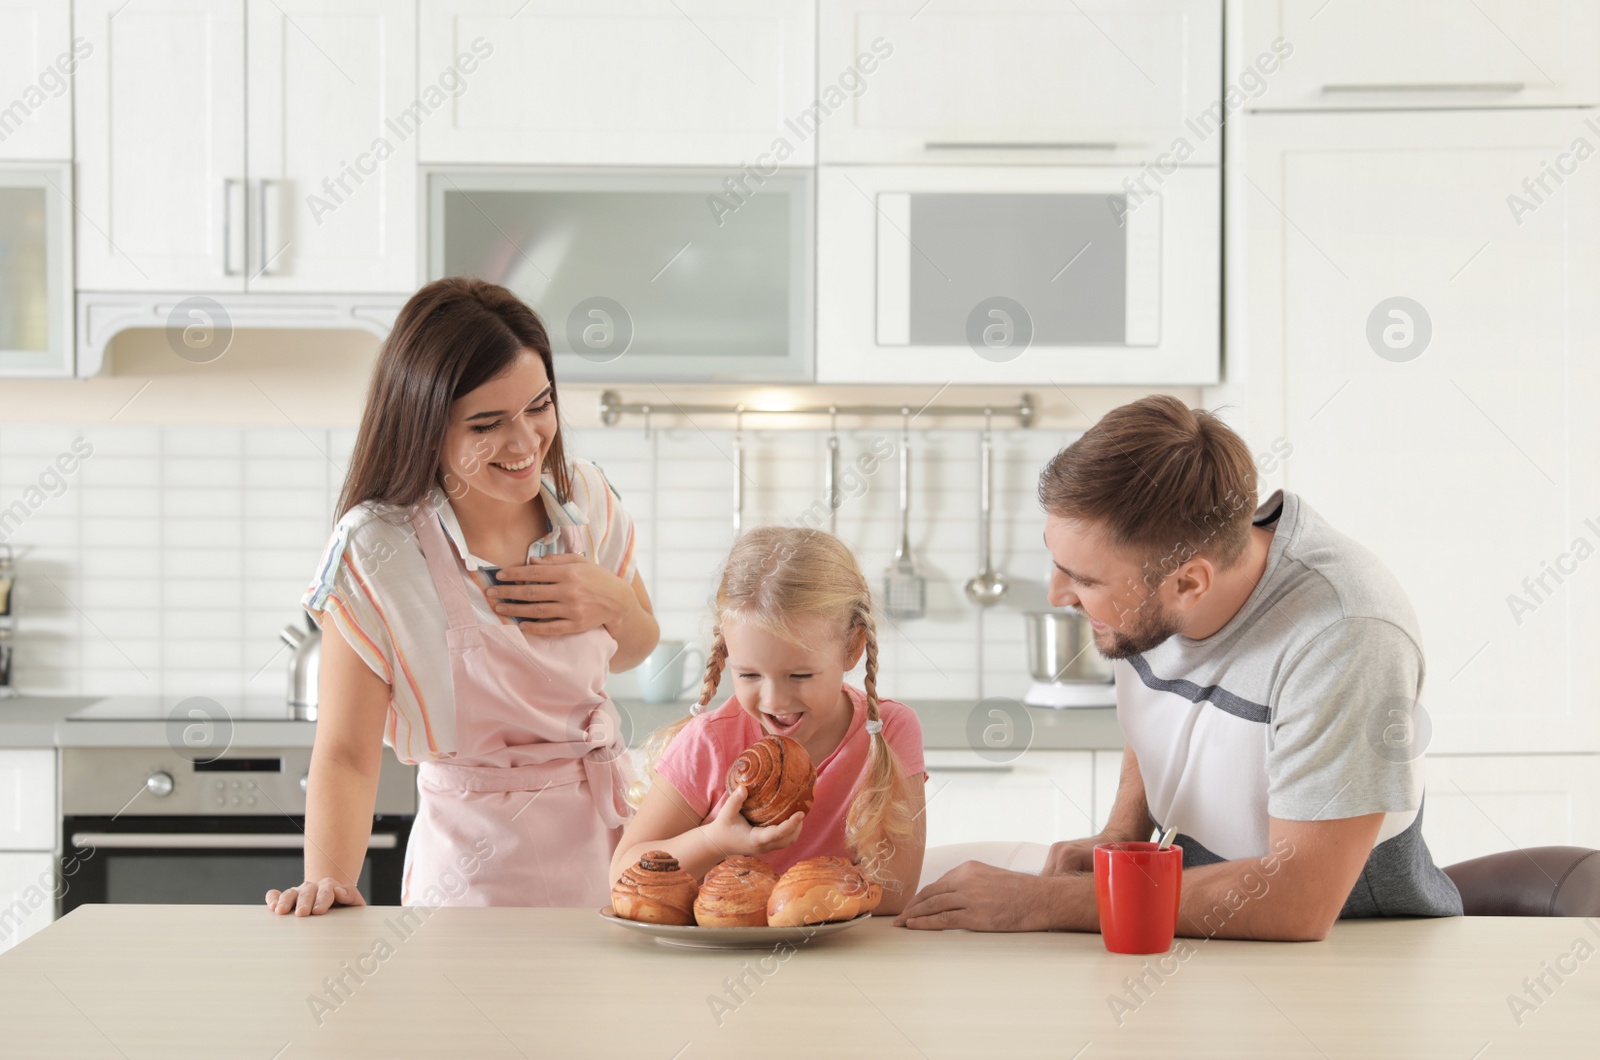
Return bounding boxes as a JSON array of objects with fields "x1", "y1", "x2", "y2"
[{"x1": 1157, "y1": 825, "x2": 1178, "y2": 850}]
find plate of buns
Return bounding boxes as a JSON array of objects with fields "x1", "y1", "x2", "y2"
[{"x1": 602, "y1": 849, "x2": 882, "y2": 950}]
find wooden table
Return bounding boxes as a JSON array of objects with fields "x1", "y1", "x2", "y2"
[{"x1": 0, "y1": 906, "x2": 1595, "y2": 1058}]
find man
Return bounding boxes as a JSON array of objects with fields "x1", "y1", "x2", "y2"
[{"x1": 896, "y1": 396, "x2": 1461, "y2": 940}]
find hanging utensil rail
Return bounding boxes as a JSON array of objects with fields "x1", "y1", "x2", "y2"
[{"x1": 598, "y1": 390, "x2": 1035, "y2": 428}]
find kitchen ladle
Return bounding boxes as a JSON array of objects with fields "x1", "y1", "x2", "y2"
[{"x1": 964, "y1": 411, "x2": 1008, "y2": 607}]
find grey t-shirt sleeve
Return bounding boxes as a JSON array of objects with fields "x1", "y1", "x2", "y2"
[{"x1": 1266, "y1": 617, "x2": 1426, "y2": 822}]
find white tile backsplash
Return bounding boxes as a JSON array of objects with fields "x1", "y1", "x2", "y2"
[{"x1": 2, "y1": 422, "x2": 1079, "y2": 704}]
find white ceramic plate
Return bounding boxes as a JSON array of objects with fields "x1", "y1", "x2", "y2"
[{"x1": 598, "y1": 907, "x2": 872, "y2": 950}]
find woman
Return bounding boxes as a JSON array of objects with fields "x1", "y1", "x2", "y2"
[{"x1": 266, "y1": 277, "x2": 658, "y2": 915}]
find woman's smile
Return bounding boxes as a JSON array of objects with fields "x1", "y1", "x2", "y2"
[{"x1": 490, "y1": 451, "x2": 539, "y2": 478}]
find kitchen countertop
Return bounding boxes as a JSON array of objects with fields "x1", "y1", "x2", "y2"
[
  {"x1": 0, "y1": 695, "x2": 1123, "y2": 752},
  {"x1": 0, "y1": 905, "x2": 1590, "y2": 1057}
]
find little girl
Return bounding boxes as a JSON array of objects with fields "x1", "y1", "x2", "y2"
[{"x1": 612, "y1": 527, "x2": 927, "y2": 914}]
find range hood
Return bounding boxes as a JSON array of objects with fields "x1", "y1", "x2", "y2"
[{"x1": 75, "y1": 291, "x2": 407, "y2": 377}]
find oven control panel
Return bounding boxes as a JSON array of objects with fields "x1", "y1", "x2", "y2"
[{"x1": 61, "y1": 747, "x2": 417, "y2": 816}]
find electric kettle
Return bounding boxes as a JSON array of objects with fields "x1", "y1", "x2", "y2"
[{"x1": 279, "y1": 613, "x2": 321, "y2": 721}]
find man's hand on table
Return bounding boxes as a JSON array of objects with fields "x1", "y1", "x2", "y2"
[
  {"x1": 1040, "y1": 836, "x2": 1102, "y2": 875},
  {"x1": 893, "y1": 861, "x2": 1094, "y2": 932}
]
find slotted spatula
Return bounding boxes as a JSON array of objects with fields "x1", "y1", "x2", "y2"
[{"x1": 883, "y1": 412, "x2": 926, "y2": 619}]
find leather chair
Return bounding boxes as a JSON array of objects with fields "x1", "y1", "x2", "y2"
[{"x1": 1443, "y1": 847, "x2": 1600, "y2": 917}]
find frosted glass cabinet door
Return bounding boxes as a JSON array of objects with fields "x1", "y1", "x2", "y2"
[
  {"x1": 429, "y1": 169, "x2": 812, "y2": 382},
  {"x1": 0, "y1": 164, "x2": 72, "y2": 376}
]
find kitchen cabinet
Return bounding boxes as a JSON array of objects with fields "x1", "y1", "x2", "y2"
[
  {"x1": 73, "y1": 0, "x2": 244, "y2": 292},
  {"x1": 244, "y1": 0, "x2": 417, "y2": 293},
  {"x1": 1242, "y1": 0, "x2": 1600, "y2": 111},
  {"x1": 74, "y1": 0, "x2": 416, "y2": 293},
  {"x1": 417, "y1": 0, "x2": 816, "y2": 166},
  {"x1": 1242, "y1": 110, "x2": 1600, "y2": 754},
  {"x1": 0, "y1": 163, "x2": 73, "y2": 377},
  {"x1": 820, "y1": 0, "x2": 1222, "y2": 167},
  {"x1": 1421, "y1": 754, "x2": 1600, "y2": 869},
  {"x1": 923, "y1": 749, "x2": 1096, "y2": 849},
  {"x1": 428, "y1": 168, "x2": 812, "y2": 382},
  {"x1": 0, "y1": 749, "x2": 55, "y2": 851},
  {"x1": 0, "y1": 0, "x2": 74, "y2": 161},
  {"x1": 0, "y1": 852, "x2": 55, "y2": 954}
]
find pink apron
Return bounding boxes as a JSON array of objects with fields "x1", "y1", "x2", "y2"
[{"x1": 400, "y1": 504, "x2": 634, "y2": 908}]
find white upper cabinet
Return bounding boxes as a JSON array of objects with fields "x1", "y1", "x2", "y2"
[
  {"x1": 1242, "y1": 0, "x2": 1600, "y2": 110},
  {"x1": 819, "y1": 0, "x2": 1223, "y2": 166},
  {"x1": 0, "y1": 1, "x2": 75, "y2": 161},
  {"x1": 1243, "y1": 110, "x2": 1600, "y2": 754},
  {"x1": 75, "y1": 0, "x2": 416, "y2": 294},
  {"x1": 74, "y1": 0, "x2": 246, "y2": 292},
  {"x1": 417, "y1": 0, "x2": 817, "y2": 166},
  {"x1": 247, "y1": 0, "x2": 417, "y2": 293}
]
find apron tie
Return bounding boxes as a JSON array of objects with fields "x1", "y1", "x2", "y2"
[{"x1": 417, "y1": 705, "x2": 634, "y2": 830}]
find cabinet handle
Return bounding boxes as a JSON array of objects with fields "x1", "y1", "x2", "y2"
[
  {"x1": 1319, "y1": 82, "x2": 1525, "y2": 94},
  {"x1": 70, "y1": 831, "x2": 398, "y2": 850},
  {"x1": 926, "y1": 763, "x2": 1016, "y2": 774},
  {"x1": 258, "y1": 178, "x2": 282, "y2": 276},
  {"x1": 924, "y1": 141, "x2": 1124, "y2": 151},
  {"x1": 222, "y1": 178, "x2": 244, "y2": 276}
]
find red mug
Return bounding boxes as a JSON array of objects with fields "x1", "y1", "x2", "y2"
[{"x1": 1094, "y1": 841, "x2": 1183, "y2": 955}]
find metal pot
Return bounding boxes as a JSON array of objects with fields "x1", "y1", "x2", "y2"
[
  {"x1": 280, "y1": 613, "x2": 321, "y2": 721},
  {"x1": 1025, "y1": 611, "x2": 1114, "y2": 684}
]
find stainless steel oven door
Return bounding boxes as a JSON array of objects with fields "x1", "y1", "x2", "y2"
[
  {"x1": 57, "y1": 815, "x2": 411, "y2": 913},
  {"x1": 58, "y1": 746, "x2": 417, "y2": 913}
]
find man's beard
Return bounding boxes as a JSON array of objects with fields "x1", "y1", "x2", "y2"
[{"x1": 1091, "y1": 600, "x2": 1182, "y2": 660}]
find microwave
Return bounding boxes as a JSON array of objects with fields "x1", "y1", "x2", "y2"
[{"x1": 816, "y1": 164, "x2": 1219, "y2": 384}]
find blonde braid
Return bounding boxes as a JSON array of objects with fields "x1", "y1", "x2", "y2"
[
  {"x1": 844, "y1": 600, "x2": 915, "y2": 878},
  {"x1": 697, "y1": 628, "x2": 728, "y2": 711},
  {"x1": 858, "y1": 603, "x2": 880, "y2": 718}
]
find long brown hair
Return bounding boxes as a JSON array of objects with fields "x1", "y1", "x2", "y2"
[
  {"x1": 635, "y1": 528, "x2": 918, "y2": 873},
  {"x1": 334, "y1": 277, "x2": 571, "y2": 525}
]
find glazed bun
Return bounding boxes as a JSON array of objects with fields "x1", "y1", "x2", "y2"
[
  {"x1": 726, "y1": 735, "x2": 816, "y2": 827},
  {"x1": 694, "y1": 856, "x2": 779, "y2": 927},
  {"x1": 766, "y1": 856, "x2": 883, "y2": 928},
  {"x1": 611, "y1": 851, "x2": 698, "y2": 926}
]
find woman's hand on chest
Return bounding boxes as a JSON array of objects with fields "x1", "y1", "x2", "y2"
[{"x1": 486, "y1": 553, "x2": 628, "y2": 635}]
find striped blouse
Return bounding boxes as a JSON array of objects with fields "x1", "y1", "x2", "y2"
[{"x1": 301, "y1": 459, "x2": 639, "y2": 764}]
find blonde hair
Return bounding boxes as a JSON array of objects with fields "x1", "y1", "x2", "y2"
[{"x1": 633, "y1": 527, "x2": 917, "y2": 870}]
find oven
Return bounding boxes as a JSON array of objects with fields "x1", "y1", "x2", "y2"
[{"x1": 58, "y1": 746, "x2": 415, "y2": 914}]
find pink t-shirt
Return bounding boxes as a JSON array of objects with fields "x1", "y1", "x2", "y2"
[{"x1": 654, "y1": 685, "x2": 927, "y2": 875}]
